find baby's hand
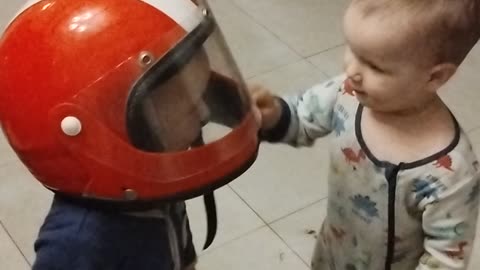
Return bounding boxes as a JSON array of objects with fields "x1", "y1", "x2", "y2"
[{"x1": 249, "y1": 85, "x2": 283, "y2": 131}]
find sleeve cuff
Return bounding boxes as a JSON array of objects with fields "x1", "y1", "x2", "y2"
[{"x1": 260, "y1": 97, "x2": 291, "y2": 142}]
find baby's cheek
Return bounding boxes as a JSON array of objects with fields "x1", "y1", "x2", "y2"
[{"x1": 181, "y1": 116, "x2": 203, "y2": 141}]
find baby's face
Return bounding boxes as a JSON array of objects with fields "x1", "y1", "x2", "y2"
[
  {"x1": 342, "y1": 3, "x2": 436, "y2": 113},
  {"x1": 145, "y1": 50, "x2": 212, "y2": 151}
]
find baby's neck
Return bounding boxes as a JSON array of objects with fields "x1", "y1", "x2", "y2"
[
  {"x1": 361, "y1": 96, "x2": 457, "y2": 164},
  {"x1": 369, "y1": 96, "x2": 446, "y2": 128}
]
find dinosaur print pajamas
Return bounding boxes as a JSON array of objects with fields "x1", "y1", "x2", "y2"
[{"x1": 265, "y1": 76, "x2": 480, "y2": 270}]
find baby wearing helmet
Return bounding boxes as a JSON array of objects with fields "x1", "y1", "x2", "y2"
[
  {"x1": 0, "y1": 0, "x2": 259, "y2": 269},
  {"x1": 251, "y1": 0, "x2": 480, "y2": 269}
]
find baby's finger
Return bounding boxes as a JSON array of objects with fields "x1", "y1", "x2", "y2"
[
  {"x1": 255, "y1": 92, "x2": 275, "y2": 108},
  {"x1": 251, "y1": 104, "x2": 262, "y2": 126},
  {"x1": 248, "y1": 84, "x2": 266, "y2": 93}
]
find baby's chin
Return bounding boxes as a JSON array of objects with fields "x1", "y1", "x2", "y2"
[
  {"x1": 356, "y1": 96, "x2": 390, "y2": 113},
  {"x1": 354, "y1": 91, "x2": 369, "y2": 104},
  {"x1": 353, "y1": 89, "x2": 367, "y2": 97}
]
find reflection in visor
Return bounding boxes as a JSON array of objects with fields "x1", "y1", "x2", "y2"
[
  {"x1": 140, "y1": 71, "x2": 246, "y2": 152},
  {"x1": 126, "y1": 8, "x2": 248, "y2": 153},
  {"x1": 126, "y1": 10, "x2": 216, "y2": 152}
]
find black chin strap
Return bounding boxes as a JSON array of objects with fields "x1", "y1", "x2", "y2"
[
  {"x1": 191, "y1": 133, "x2": 218, "y2": 250},
  {"x1": 202, "y1": 192, "x2": 217, "y2": 249}
]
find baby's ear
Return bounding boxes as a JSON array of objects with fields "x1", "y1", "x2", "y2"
[{"x1": 427, "y1": 62, "x2": 458, "y2": 92}]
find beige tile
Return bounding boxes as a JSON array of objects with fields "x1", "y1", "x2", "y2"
[
  {"x1": 0, "y1": 0, "x2": 25, "y2": 31},
  {"x1": 231, "y1": 0, "x2": 349, "y2": 57},
  {"x1": 196, "y1": 227, "x2": 309, "y2": 270},
  {"x1": 0, "y1": 162, "x2": 53, "y2": 264},
  {"x1": 207, "y1": 0, "x2": 301, "y2": 79},
  {"x1": 462, "y1": 42, "x2": 480, "y2": 71},
  {"x1": 0, "y1": 224, "x2": 30, "y2": 270},
  {"x1": 270, "y1": 199, "x2": 327, "y2": 264},
  {"x1": 230, "y1": 140, "x2": 330, "y2": 223},
  {"x1": 248, "y1": 60, "x2": 327, "y2": 96},
  {"x1": 0, "y1": 133, "x2": 18, "y2": 167},
  {"x1": 186, "y1": 186, "x2": 265, "y2": 253},
  {"x1": 308, "y1": 45, "x2": 346, "y2": 78},
  {"x1": 440, "y1": 44, "x2": 480, "y2": 132},
  {"x1": 232, "y1": 57, "x2": 331, "y2": 224}
]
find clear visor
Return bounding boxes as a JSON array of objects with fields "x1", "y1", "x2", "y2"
[{"x1": 126, "y1": 6, "x2": 250, "y2": 152}]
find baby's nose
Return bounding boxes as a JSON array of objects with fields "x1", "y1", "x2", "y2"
[
  {"x1": 345, "y1": 61, "x2": 361, "y2": 80},
  {"x1": 349, "y1": 74, "x2": 362, "y2": 83},
  {"x1": 344, "y1": 55, "x2": 362, "y2": 83}
]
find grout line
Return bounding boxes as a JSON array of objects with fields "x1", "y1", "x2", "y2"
[
  {"x1": 245, "y1": 46, "x2": 344, "y2": 80},
  {"x1": 197, "y1": 225, "x2": 268, "y2": 257},
  {"x1": 266, "y1": 224, "x2": 311, "y2": 267},
  {"x1": 227, "y1": 0, "x2": 304, "y2": 59},
  {"x1": 246, "y1": 58, "x2": 311, "y2": 81},
  {"x1": 245, "y1": 62, "x2": 295, "y2": 81},
  {"x1": 230, "y1": 0, "x2": 345, "y2": 61},
  {"x1": 267, "y1": 196, "x2": 328, "y2": 225},
  {"x1": 304, "y1": 57, "x2": 334, "y2": 79},
  {"x1": 304, "y1": 43, "x2": 345, "y2": 59},
  {"x1": 266, "y1": 197, "x2": 329, "y2": 267},
  {"x1": 0, "y1": 220, "x2": 32, "y2": 267},
  {"x1": 227, "y1": 185, "x2": 325, "y2": 268},
  {"x1": 304, "y1": 44, "x2": 345, "y2": 78},
  {"x1": 226, "y1": 185, "x2": 269, "y2": 225},
  {"x1": 218, "y1": 1, "x2": 344, "y2": 81}
]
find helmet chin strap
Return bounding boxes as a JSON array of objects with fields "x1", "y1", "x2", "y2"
[{"x1": 191, "y1": 132, "x2": 217, "y2": 250}]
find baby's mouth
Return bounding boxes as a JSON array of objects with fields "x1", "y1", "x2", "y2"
[
  {"x1": 345, "y1": 79, "x2": 365, "y2": 95},
  {"x1": 354, "y1": 89, "x2": 366, "y2": 95}
]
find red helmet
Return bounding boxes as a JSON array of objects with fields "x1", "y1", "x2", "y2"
[{"x1": 0, "y1": 0, "x2": 259, "y2": 204}]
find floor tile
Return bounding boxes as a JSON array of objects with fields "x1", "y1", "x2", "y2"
[
  {"x1": 208, "y1": 0, "x2": 301, "y2": 78},
  {"x1": 0, "y1": 223, "x2": 30, "y2": 270},
  {"x1": 186, "y1": 186, "x2": 265, "y2": 253},
  {"x1": 0, "y1": 0, "x2": 25, "y2": 31},
  {"x1": 440, "y1": 44, "x2": 480, "y2": 132},
  {"x1": 0, "y1": 162, "x2": 53, "y2": 264},
  {"x1": 0, "y1": 133, "x2": 18, "y2": 167},
  {"x1": 196, "y1": 227, "x2": 309, "y2": 270},
  {"x1": 230, "y1": 141, "x2": 330, "y2": 223},
  {"x1": 271, "y1": 199, "x2": 327, "y2": 264},
  {"x1": 248, "y1": 60, "x2": 327, "y2": 96},
  {"x1": 231, "y1": 0, "x2": 349, "y2": 57},
  {"x1": 308, "y1": 45, "x2": 346, "y2": 78}
]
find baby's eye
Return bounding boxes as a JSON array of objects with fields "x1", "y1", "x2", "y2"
[{"x1": 368, "y1": 63, "x2": 383, "y2": 73}]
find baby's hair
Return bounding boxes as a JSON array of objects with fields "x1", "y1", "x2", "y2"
[{"x1": 354, "y1": 0, "x2": 480, "y2": 65}]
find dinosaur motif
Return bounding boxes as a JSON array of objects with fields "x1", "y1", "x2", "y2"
[
  {"x1": 342, "y1": 148, "x2": 366, "y2": 164},
  {"x1": 434, "y1": 155, "x2": 454, "y2": 171},
  {"x1": 412, "y1": 176, "x2": 445, "y2": 202},
  {"x1": 445, "y1": 242, "x2": 468, "y2": 260},
  {"x1": 330, "y1": 225, "x2": 347, "y2": 241}
]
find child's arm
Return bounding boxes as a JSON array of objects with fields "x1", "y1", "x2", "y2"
[
  {"x1": 252, "y1": 76, "x2": 343, "y2": 146},
  {"x1": 417, "y1": 173, "x2": 480, "y2": 270}
]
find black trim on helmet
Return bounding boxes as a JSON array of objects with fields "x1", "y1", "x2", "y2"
[{"x1": 51, "y1": 144, "x2": 259, "y2": 212}]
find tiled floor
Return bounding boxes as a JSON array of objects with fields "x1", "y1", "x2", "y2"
[{"x1": 1, "y1": 0, "x2": 480, "y2": 269}]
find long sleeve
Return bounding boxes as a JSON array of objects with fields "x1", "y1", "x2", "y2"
[
  {"x1": 416, "y1": 172, "x2": 480, "y2": 270},
  {"x1": 263, "y1": 75, "x2": 344, "y2": 146}
]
